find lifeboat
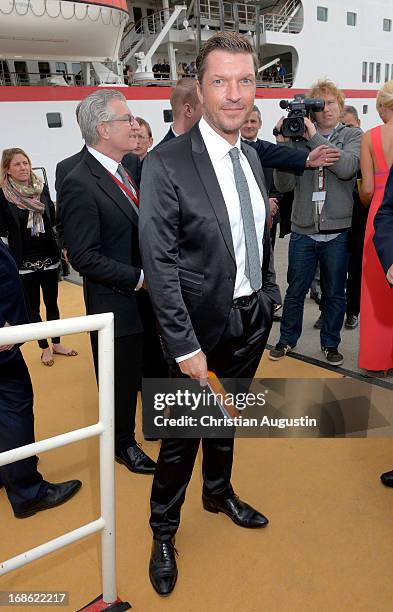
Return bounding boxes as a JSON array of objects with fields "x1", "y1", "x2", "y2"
[{"x1": 0, "y1": 0, "x2": 129, "y2": 61}]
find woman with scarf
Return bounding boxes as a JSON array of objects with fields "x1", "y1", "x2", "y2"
[{"x1": 0, "y1": 148, "x2": 77, "y2": 366}]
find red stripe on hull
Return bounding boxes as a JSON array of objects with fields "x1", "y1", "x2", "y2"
[{"x1": 0, "y1": 86, "x2": 379, "y2": 103}]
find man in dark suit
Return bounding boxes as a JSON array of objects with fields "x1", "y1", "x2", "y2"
[
  {"x1": 59, "y1": 89, "x2": 156, "y2": 474},
  {"x1": 0, "y1": 238, "x2": 81, "y2": 518},
  {"x1": 56, "y1": 146, "x2": 142, "y2": 196},
  {"x1": 55, "y1": 102, "x2": 141, "y2": 196},
  {"x1": 373, "y1": 164, "x2": 393, "y2": 488},
  {"x1": 140, "y1": 32, "x2": 335, "y2": 596},
  {"x1": 158, "y1": 77, "x2": 202, "y2": 145}
]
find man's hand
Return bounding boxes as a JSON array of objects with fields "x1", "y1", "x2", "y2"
[
  {"x1": 0, "y1": 322, "x2": 14, "y2": 352},
  {"x1": 62, "y1": 248, "x2": 69, "y2": 264},
  {"x1": 386, "y1": 263, "x2": 393, "y2": 285},
  {"x1": 179, "y1": 351, "x2": 208, "y2": 385},
  {"x1": 308, "y1": 145, "x2": 341, "y2": 168},
  {"x1": 274, "y1": 117, "x2": 290, "y2": 143},
  {"x1": 269, "y1": 198, "x2": 279, "y2": 217}
]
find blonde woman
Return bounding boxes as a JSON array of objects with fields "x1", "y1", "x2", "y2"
[
  {"x1": 0, "y1": 148, "x2": 77, "y2": 366},
  {"x1": 358, "y1": 81, "x2": 393, "y2": 375}
]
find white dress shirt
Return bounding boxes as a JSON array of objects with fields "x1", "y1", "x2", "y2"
[
  {"x1": 176, "y1": 117, "x2": 267, "y2": 363},
  {"x1": 199, "y1": 116, "x2": 266, "y2": 299},
  {"x1": 87, "y1": 146, "x2": 143, "y2": 289}
]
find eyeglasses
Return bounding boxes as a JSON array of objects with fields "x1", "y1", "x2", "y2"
[{"x1": 105, "y1": 115, "x2": 135, "y2": 126}]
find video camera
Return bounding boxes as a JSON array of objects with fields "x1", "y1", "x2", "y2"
[{"x1": 273, "y1": 94, "x2": 325, "y2": 140}]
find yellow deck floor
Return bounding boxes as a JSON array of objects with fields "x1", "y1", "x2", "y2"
[{"x1": 0, "y1": 281, "x2": 392, "y2": 611}]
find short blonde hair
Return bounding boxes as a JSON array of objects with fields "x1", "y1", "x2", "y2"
[
  {"x1": 308, "y1": 79, "x2": 345, "y2": 111},
  {"x1": 376, "y1": 80, "x2": 393, "y2": 111},
  {"x1": 0, "y1": 148, "x2": 31, "y2": 186}
]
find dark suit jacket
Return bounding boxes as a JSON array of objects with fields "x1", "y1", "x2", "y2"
[
  {"x1": 139, "y1": 124, "x2": 281, "y2": 359},
  {"x1": 59, "y1": 151, "x2": 143, "y2": 338},
  {"x1": 243, "y1": 137, "x2": 307, "y2": 173},
  {"x1": 374, "y1": 164, "x2": 393, "y2": 280},
  {"x1": 0, "y1": 238, "x2": 29, "y2": 363},
  {"x1": 157, "y1": 127, "x2": 176, "y2": 147},
  {"x1": 0, "y1": 185, "x2": 59, "y2": 269},
  {"x1": 55, "y1": 146, "x2": 86, "y2": 196},
  {"x1": 55, "y1": 147, "x2": 142, "y2": 247},
  {"x1": 243, "y1": 138, "x2": 296, "y2": 237}
]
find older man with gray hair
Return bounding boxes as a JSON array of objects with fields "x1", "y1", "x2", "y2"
[{"x1": 59, "y1": 89, "x2": 156, "y2": 475}]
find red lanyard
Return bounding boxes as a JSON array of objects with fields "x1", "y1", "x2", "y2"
[{"x1": 109, "y1": 171, "x2": 139, "y2": 208}]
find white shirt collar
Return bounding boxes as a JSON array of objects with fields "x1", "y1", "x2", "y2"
[
  {"x1": 199, "y1": 116, "x2": 242, "y2": 164},
  {"x1": 87, "y1": 146, "x2": 119, "y2": 175}
]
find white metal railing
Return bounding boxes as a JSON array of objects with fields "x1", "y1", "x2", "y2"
[
  {"x1": 0, "y1": 314, "x2": 118, "y2": 606},
  {"x1": 199, "y1": 1, "x2": 256, "y2": 26},
  {"x1": 276, "y1": 0, "x2": 301, "y2": 18},
  {"x1": 120, "y1": 6, "x2": 187, "y2": 62},
  {"x1": 260, "y1": 13, "x2": 303, "y2": 34}
]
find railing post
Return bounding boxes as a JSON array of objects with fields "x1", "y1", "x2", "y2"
[
  {"x1": 97, "y1": 316, "x2": 116, "y2": 604},
  {"x1": 218, "y1": 0, "x2": 224, "y2": 31},
  {"x1": 195, "y1": 0, "x2": 201, "y2": 55},
  {"x1": 255, "y1": 6, "x2": 260, "y2": 62}
]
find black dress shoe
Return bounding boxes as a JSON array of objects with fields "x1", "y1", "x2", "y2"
[
  {"x1": 115, "y1": 443, "x2": 156, "y2": 474},
  {"x1": 14, "y1": 480, "x2": 82, "y2": 518},
  {"x1": 149, "y1": 538, "x2": 178, "y2": 596},
  {"x1": 380, "y1": 470, "x2": 393, "y2": 487},
  {"x1": 202, "y1": 493, "x2": 268, "y2": 528}
]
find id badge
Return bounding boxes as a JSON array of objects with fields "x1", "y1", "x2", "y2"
[{"x1": 312, "y1": 191, "x2": 326, "y2": 202}]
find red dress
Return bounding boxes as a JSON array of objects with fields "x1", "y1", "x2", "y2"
[{"x1": 359, "y1": 125, "x2": 393, "y2": 371}]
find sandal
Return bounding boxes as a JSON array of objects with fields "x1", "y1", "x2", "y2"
[
  {"x1": 52, "y1": 348, "x2": 78, "y2": 357},
  {"x1": 41, "y1": 351, "x2": 54, "y2": 367}
]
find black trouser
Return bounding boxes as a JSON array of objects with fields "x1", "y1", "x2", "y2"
[
  {"x1": 136, "y1": 289, "x2": 169, "y2": 380},
  {"x1": 270, "y1": 215, "x2": 278, "y2": 252},
  {"x1": 150, "y1": 291, "x2": 273, "y2": 540},
  {"x1": 90, "y1": 332, "x2": 143, "y2": 452},
  {"x1": 21, "y1": 268, "x2": 60, "y2": 349},
  {"x1": 346, "y1": 217, "x2": 367, "y2": 318},
  {"x1": 0, "y1": 350, "x2": 48, "y2": 513}
]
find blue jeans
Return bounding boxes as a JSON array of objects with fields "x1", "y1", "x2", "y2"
[{"x1": 279, "y1": 231, "x2": 349, "y2": 349}]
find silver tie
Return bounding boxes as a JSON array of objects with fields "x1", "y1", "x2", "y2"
[
  {"x1": 117, "y1": 164, "x2": 139, "y2": 216},
  {"x1": 228, "y1": 147, "x2": 262, "y2": 291}
]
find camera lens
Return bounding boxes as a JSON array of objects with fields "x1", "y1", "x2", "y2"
[{"x1": 289, "y1": 119, "x2": 302, "y2": 132}]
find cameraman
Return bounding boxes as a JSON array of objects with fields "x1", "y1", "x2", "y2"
[{"x1": 269, "y1": 80, "x2": 362, "y2": 366}]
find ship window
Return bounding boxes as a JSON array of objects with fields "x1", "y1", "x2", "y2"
[
  {"x1": 317, "y1": 7, "x2": 328, "y2": 22},
  {"x1": 362, "y1": 62, "x2": 367, "y2": 83},
  {"x1": 14, "y1": 61, "x2": 29, "y2": 84},
  {"x1": 369, "y1": 62, "x2": 374, "y2": 82},
  {"x1": 347, "y1": 12, "x2": 356, "y2": 26},
  {"x1": 362, "y1": 105, "x2": 368, "y2": 115},
  {"x1": 0, "y1": 60, "x2": 11, "y2": 85},
  {"x1": 383, "y1": 19, "x2": 392, "y2": 32},
  {"x1": 385, "y1": 64, "x2": 390, "y2": 82},
  {"x1": 38, "y1": 62, "x2": 50, "y2": 80},
  {"x1": 376, "y1": 63, "x2": 381, "y2": 83},
  {"x1": 46, "y1": 113, "x2": 63, "y2": 129}
]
